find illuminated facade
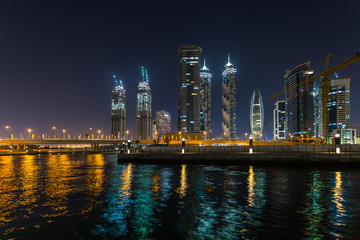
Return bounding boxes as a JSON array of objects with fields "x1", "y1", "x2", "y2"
[
  {"x1": 284, "y1": 62, "x2": 314, "y2": 139},
  {"x1": 136, "y1": 66, "x2": 151, "y2": 140},
  {"x1": 222, "y1": 54, "x2": 237, "y2": 140},
  {"x1": 111, "y1": 75, "x2": 126, "y2": 139},
  {"x1": 273, "y1": 100, "x2": 286, "y2": 140},
  {"x1": 250, "y1": 89, "x2": 264, "y2": 140},
  {"x1": 199, "y1": 58, "x2": 212, "y2": 138},
  {"x1": 178, "y1": 45, "x2": 202, "y2": 133},
  {"x1": 153, "y1": 110, "x2": 171, "y2": 139},
  {"x1": 313, "y1": 79, "x2": 323, "y2": 138},
  {"x1": 328, "y1": 77, "x2": 350, "y2": 135}
]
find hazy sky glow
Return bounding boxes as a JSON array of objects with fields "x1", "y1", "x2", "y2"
[{"x1": 0, "y1": 1, "x2": 359, "y2": 139}]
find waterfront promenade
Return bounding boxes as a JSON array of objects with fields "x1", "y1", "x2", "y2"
[{"x1": 118, "y1": 144, "x2": 360, "y2": 166}]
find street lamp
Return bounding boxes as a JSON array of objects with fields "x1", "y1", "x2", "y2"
[
  {"x1": 5, "y1": 126, "x2": 10, "y2": 138},
  {"x1": 52, "y1": 126, "x2": 56, "y2": 139},
  {"x1": 28, "y1": 129, "x2": 32, "y2": 139},
  {"x1": 98, "y1": 130, "x2": 101, "y2": 139},
  {"x1": 301, "y1": 134, "x2": 304, "y2": 144},
  {"x1": 63, "y1": 129, "x2": 66, "y2": 139},
  {"x1": 126, "y1": 130, "x2": 129, "y2": 140}
]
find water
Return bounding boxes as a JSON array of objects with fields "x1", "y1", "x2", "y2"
[{"x1": 1, "y1": 153, "x2": 360, "y2": 239}]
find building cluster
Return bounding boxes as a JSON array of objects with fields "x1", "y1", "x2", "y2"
[
  {"x1": 273, "y1": 62, "x2": 355, "y2": 144},
  {"x1": 111, "y1": 67, "x2": 171, "y2": 140},
  {"x1": 110, "y1": 45, "x2": 355, "y2": 144}
]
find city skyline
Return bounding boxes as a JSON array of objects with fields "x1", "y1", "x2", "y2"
[{"x1": 0, "y1": 1, "x2": 359, "y2": 139}]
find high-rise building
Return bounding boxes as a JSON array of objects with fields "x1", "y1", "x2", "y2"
[
  {"x1": 222, "y1": 54, "x2": 237, "y2": 140},
  {"x1": 328, "y1": 77, "x2": 350, "y2": 134},
  {"x1": 199, "y1": 58, "x2": 212, "y2": 138},
  {"x1": 284, "y1": 62, "x2": 314, "y2": 139},
  {"x1": 136, "y1": 66, "x2": 151, "y2": 140},
  {"x1": 178, "y1": 45, "x2": 202, "y2": 133},
  {"x1": 250, "y1": 89, "x2": 264, "y2": 141},
  {"x1": 273, "y1": 100, "x2": 286, "y2": 140},
  {"x1": 111, "y1": 75, "x2": 126, "y2": 139},
  {"x1": 313, "y1": 79, "x2": 323, "y2": 138},
  {"x1": 153, "y1": 110, "x2": 171, "y2": 139}
]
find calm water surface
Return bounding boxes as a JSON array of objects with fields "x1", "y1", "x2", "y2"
[{"x1": 1, "y1": 153, "x2": 360, "y2": 239}]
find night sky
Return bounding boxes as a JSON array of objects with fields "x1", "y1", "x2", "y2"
[{"x1": 0, "y1": 1, "x2": 359, "y2": 139}]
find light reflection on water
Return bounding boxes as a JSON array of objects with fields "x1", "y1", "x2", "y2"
[{"x1": 1, "y1": 154, "x2": 360, "y2": 239}]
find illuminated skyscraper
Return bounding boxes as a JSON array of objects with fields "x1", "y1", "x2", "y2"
[
  {"x1": 153, "y1": 110, "x2": 171, "y2": 139},
  {"x1": 273, "y1": 100, "x2": 286, "y2": 140},
  {"x1": 111, "y1": 75, "x2": 126, "y2": 139},
  {"x1": 200, "y1": 58, "x2": 212, "y2": 138},
  {"x1": 313, "y1": 79, "x2": 323, "y2": 138},
  {"x1": 284, "y1": 62, "x2": 314, "y2": 139},
  {"x1": 178, "y1": 45, "x2": 202, "y2": 133},
  {"x1": 250, "y1": 89, "x2": 264, "y2": 140},
  {"x1": 222, "y1": 54, "x2": 237, "y2": 140},
  {"x1": 136, "y1": 66, "x2": 151, "y2": 140},
  {"x1": 328, "y1": 77, "x2": 350, "y2": 134}
]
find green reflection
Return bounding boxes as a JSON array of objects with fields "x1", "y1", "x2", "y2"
[{"x1": 301, "y1": 170, "x2": 325, "y2": 239}]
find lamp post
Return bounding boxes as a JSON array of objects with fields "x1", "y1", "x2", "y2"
[
  {"x1": 181, "y1": 137, "x2": 185, "y2": 154},
  {"x1": 249, "y1": 135, "x2": 253, "y2": 153},
  {"x1": 5, "y1": 126, "x2": 10, "y2": 138},
  {"x1": 98, "y1": 130, "x2": 101, "y2": 139},
  {"x1": 63, "y1": 129, "x2": 66, "y2": 139},
  {"x1": 28, "y1": 129, "x2": 32, "y2": 139},
  {"x1": 245, "y1": 132, "x2": 248, "y2": 142},
  {"x1": 126, "y1": 130, "x2": 129, "y2": 141},
  {"x1": 52, "y1": 126, "x2": 56, "y2": 139},
  {"x1": 301, "y1": 134, "x2": 304, "y2": 144}
]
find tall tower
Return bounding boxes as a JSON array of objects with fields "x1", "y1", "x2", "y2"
[
  {"x1": 111, "y1": 75, "x2": 126, "y2": 139},
  {"x1": 136, "y1": 66, "x2": 151, "y2": 140},
  {"x1": 222, "y1": 54, "x2": 237, "y2": 140},
  {"x1": 328, "y1": 77, "x2": 350, "y2": 135},
  {"x1": 250, "y1": 89, "x2": 264, "y2": 140},
  {"x1": 273, "y1": 100, "x2": 286, "y2": 140},
  {"x1": 284, "y1": 62, "x2": 314, "y2": 139},
  {"x1": 178, "y1": 45, "x2": 202, "y2": 133},
  {"x1": 199, "y1": 58, "x2": 212, "y2": 138}
]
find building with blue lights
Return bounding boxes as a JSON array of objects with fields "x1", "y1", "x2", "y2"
[
  {"x1": 136, "y1": 66, "x2": 152, "y2": 140},
  {"x1": 111, "y1": 75, "x2": 126, "y2": 139},
  {"x1": 328, "y1": 77, "x2": 350, "y2": 135},
  {"x1": 222, "y1": 54, "x2": 237, "y2": 140},
  {"x1": 250, "y1": 89, "x2": 264, "y2": 141},
  {"x1": 178, "y1": 45, "x2": 202, "y2": 133},
  {"x1": 200, "y1": 58, "x2": 212, "y2": 138}
]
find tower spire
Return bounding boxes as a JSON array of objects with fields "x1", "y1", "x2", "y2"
[{"x1": 228, "y1": 53, "x2": 230, "y2": 64}]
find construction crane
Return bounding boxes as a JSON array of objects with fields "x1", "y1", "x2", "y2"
[{"x1": 265, "y1": 52, "x2": 360, "y2": 139}]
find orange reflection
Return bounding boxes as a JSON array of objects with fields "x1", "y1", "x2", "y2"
[
  {"x1": 247, "y1": 166, "x2": 255, "y2": 207},
  {"x1": 153, "y1": 173, "x2": 160, "y2": 200},
  {"x1": 333, "y1": 172, "x2": 345, "y2": 225},
  {"x1": 176, "y1": 164, "x2": 188, "y2": 198},
  {"x1": 119, "y1": 163, "x2": 132, "y2": 204},
  {"x1": 41, "y1": 154, "x2": 71, "y2": 218},
  {"x1": 0, "y1": 156, "x2": 17, "y2": 225},
  {"x1": 86, "y1": 154, "x2": 105, "y2": 196},
  {"x1": 19, "y1": 155, "x2": 39, "y2": 213}
]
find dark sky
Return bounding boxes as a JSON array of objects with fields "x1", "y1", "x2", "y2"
[{"x1": 0, "y1": 1, "x2": 359, "y2": 139}]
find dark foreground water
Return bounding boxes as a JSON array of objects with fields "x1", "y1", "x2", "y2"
[{"x1": 1, "y1": 153, "x2": 360, "y2": 239}]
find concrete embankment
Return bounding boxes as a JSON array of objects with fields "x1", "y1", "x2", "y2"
[{"x1": 118, "y1": 145, "x2": 360, "y2": 166}]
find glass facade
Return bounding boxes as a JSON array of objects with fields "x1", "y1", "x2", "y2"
[
  {"x1": 284, "y1": 62, "x2": 314, "y2": 139},
  {"x1": 111, "y1": 75, "x2": 126, "y2": 139},
  {"x1": 199, "y1": 59, "x2": 212, "y2": 139},
  {"x1": 153, "y1": 110, "x2": 171, "y2": 139},
  {"x1": 136, "y1": 66, "x2": 152, "y2": 140},
  {"x1": 250, "y1": 89, "x2": 264, "y2": 141},
  {"x1": 178, "y1": 45, "x2": 202, "y2": 133},
  {"x1": 222, "y1": 55, "x2": 237, "y2": 140}
]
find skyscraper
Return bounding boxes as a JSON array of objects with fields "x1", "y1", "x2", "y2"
[
  {"x1": 136, "y1": 66, "x2": 151, "y2": 140},
  {"x1": 273, "y1": 100, "x2": 286, "y2": 140},
  {"x1": 250, "y1": 89, "x2": 264, "y2": 141},
  {"x1": 284, "y1": 62, "x2": 314, "y2": 139},
  {"x1": 199, "y1": 58, "x2": 212, "y2": 138},
  {"x1": 111, "y1": 75, "x2": 126, "y2": 139},
  {"x1": 153, "y1": 110, "x2": 171, "y2": 139},
  {"x1": 328, "y1": 77, "x2": 350, "y2": 135},
  {"x1": 313, "y1": 79, "x2": 323, "y2": 138},
  {"x1": 222, "y1": 54, "x2": 237, "y2": 140},
  {"x1": 178, "y1": 45, "x2": 202, "y2": 133}
]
